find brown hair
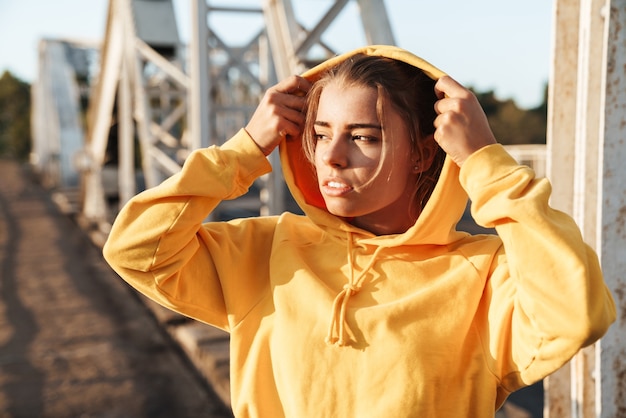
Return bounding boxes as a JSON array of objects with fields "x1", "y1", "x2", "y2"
[{"x1": 302, "y1": 54, "x2": 446, "y2": 213}]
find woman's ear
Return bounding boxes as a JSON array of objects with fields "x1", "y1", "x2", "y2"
[{"x1": 413, "y1": 134, "x2": 438, "y2": 173}]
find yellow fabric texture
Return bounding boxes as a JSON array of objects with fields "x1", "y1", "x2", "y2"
[{"x1": 103, "y1": 45, "x2": 615, "y2": 417}]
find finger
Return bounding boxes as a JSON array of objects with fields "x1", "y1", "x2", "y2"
[
  {"x1": 273, "y1": 75, "x2": 298, "y2": 92},
  {"x1": 278, "y1": 107, "x2": 307, "y2": 136},
  {"x1": 434, "y1": 95, "x2": 464, "y2": 116},
  {"x1": 293, "y1": 76, "x2": 312, "y2": 94},
  {"x1": 434, "y1": 75, "x2": 469, "y2": 100},
  {"x1": 275, "y1": 75, "x2": 307, "y2": 95},
  {"x1": 434, "y1": 76, "x2": 450, "y2": 100},
  {"x1": 434, "y1": 75, "x2": 462, "y2": 94},
  {"x1": 281, "y1": 91, "x2": 308, "y2": 113},
  {"x1": 284, "y1": 102, "x2": 306, "y2": 123},
  {"x1": 434, "y1": 82, "x2": 474, "y2": 116}
]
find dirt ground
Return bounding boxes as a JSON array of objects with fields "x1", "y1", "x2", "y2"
[{"x1": 0, "y1": 159, "x2": 233, "y2": 418}]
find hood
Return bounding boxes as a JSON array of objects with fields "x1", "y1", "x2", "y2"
[{"x1": 279, "y1": 45, "x2": 469, "y2": 247}]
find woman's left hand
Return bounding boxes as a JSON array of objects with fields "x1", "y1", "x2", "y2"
[{"x1": 433, "y1": 76, "x2": 497, "y2": 167}]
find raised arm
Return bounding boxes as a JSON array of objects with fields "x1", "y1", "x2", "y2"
[
  {"x1": 433, "y1": 75, "x2": 615, "y2": 388},
  {"x1": 103, "y1": 75, "x2": 311, "y2": 330},
  {"x1": 103, "y1": 131, "x2": 275, "y2": 329}
]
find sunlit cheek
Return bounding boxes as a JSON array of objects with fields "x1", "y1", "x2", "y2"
[{"x1": 313, "y1": 149, "x2": 325, "y2": 171}]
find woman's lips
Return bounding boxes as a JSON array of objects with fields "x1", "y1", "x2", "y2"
[{"x1": 321, "y1": 180, "x2": 353, "y2": 197}]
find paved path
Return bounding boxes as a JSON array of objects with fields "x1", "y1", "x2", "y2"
[{"x1": 0, "y1": 159, "x2": 232, "y2": 418}]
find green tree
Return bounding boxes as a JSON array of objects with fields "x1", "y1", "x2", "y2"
[
  {"x1": 474, "y1": 84, "x2": 548, "y2": 145},
  {"x1": 0, "y1": 71, "x2": 31, "y2": 161}
]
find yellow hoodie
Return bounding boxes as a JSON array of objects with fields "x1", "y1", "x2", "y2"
[{"x1": 103, "y1": 45, "x2": 615, "y2": 417}]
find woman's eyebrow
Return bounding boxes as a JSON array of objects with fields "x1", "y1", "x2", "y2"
[{"x1": 314, "y1": 121, "x2": 382, "y2": 130}]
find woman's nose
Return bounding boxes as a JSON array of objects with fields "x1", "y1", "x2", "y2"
[{"x1": 321, "y1": 137, "x2": 348, "y2": 168}]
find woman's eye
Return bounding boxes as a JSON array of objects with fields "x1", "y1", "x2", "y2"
[
  {"x1": 314, "y1": 134, "x2": 329, "y2": 141},
  {"x1": 353, "y1": 135, "x2": 378, "y2": 143}
]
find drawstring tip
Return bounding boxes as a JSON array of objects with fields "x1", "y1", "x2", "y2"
[{"x1": 324, "y1": 336, "x2": 348, "y2": 347}]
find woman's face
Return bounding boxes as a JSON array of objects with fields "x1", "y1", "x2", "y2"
[{"x1": 313, "y1": 81, "x2": 420, "y2": 235}]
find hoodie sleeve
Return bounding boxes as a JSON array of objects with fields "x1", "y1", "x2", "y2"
[
  {"x1": 102, "y1": 129, "x2": 275, "y2": 330},
  {"x1": 459, "y1": 144, "x2": 616, "y2": 390}
]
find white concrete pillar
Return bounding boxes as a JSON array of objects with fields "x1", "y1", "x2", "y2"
[
  {"x1": 547, "y1": 0, "x2": 626, "y2": 416},
  {"x1": 597, "y1": 1, "x2": 626, "y2": 416}
]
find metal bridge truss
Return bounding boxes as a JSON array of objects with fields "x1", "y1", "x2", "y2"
[
  {"x1": 31, "y1": 38, "x2": 96, "y2": 192},
  {"x1": 74, "y1": 0, "x2": 396, "y2": 229}
]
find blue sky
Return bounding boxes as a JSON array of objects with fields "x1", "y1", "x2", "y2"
[{"x1": 0, "y1": 0, "x2": 553, "y2": 109}]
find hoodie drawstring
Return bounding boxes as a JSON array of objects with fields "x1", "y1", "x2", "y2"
[{"x1": 325, "y1": 234, "x2": 384, "y2": 347}]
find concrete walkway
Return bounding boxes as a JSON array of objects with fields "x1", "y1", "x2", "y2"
[{"x1": 0, "y1": 159, "x2": 232, "y2": 418}]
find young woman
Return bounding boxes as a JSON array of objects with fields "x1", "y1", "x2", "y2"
[{"x1": 103, "y1": 45, "x2": 615, "y2": 417}]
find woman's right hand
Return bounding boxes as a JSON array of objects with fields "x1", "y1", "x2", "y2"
[{"x1": 245, "y1": 75, "x2": 311, "y2": 156}]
